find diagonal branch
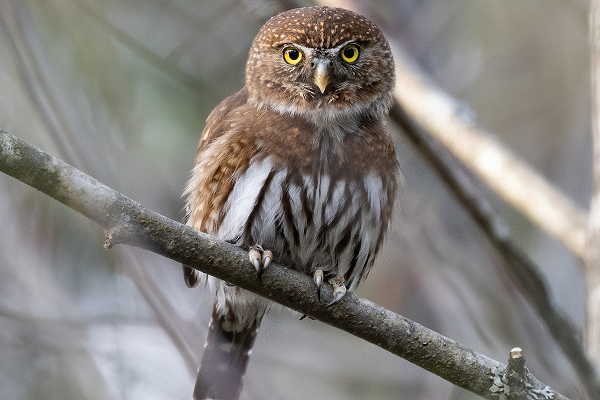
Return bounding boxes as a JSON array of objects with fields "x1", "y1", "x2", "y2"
[
  {"x1": 391, "y1": 103, "x2": 600, "y2": 399},
  {"x1": 322, "y1": 0, "x2": 587, "y2": 264},
  {"x1": 313, "y1": 5, "x2": 597, "y2": 394},
  {"x1": 390, "y1": 46, "x2": 588, "y2": 260},
  {"x1": 587, "y1": 0, "x2": 600, "y2": 374},
  {"x1": 0, "y1": 130, "x2": 570, "y2": 399}
]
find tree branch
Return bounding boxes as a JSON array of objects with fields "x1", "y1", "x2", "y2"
[
  {"x1": 0, "y1": 130, "x2": 570, "y2": 399},
  {"x1": 389, "y1": 44, "x2": 588, "y2": 262},
  {"x1": 315, "y1": 3, "x2": 598, "y2": 393},
  {"x1": 391, "y1": 102, "x2": 600, "y2": 399}
]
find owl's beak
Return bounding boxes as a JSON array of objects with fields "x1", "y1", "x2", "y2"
[{"x1": 313, "y1": 61, "x2": 330, "y2": 94}]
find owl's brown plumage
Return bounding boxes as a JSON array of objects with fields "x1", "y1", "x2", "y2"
[{"x1": 184, "y1": 6, "x2": 398, "y2": 400}]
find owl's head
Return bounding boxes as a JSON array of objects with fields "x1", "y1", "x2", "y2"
[{"x1": 245, "y1": 6, "x2": 395, "y2": 126}]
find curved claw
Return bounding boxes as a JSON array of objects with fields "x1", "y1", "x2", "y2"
[
  {"x1": 253, "y1": 260, "x2": 262, "y2": 275},
  {"x1": 249, "y1": 245, "x2": 274, "y2": 279},
  {"x1": 313, "y1": 270, "x2": 323, "y2": 287},
  {"x1": 326, "y1": 284, "x2": 346, "y2": 307},
  {"x1": 249, "y1": 248, "x2": 262, "y2": 274},
  {"x1": 262, "y1": 250, "x2": 273, "y2": 270},
  {"x1": 313, "y1": 270, "x2": 324, "y2": 301}
]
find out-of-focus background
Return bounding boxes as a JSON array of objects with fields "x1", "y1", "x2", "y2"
[{"x1": 0, "y1": 0, "x2": 590, "y2": 399}]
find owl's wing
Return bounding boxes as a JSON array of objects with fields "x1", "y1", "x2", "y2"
[
  {"x1": 197, "y1": 87, "x2": 250, "y2": 153},
  {"x1": 182, "y1": 88, "x2": 254, "y2": 288},
  {"x1": 185, "y1": 86, "x2": 260, "y2": 236}
]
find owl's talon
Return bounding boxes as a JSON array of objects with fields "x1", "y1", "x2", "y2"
[
  {"x1": 313, "y1": 270, "x2": 324, "y2": 300},
  {"x1": 262, "y1": 249, "x2": 273, "y2": 270},
  {"x1": 313, "y1": 270, "x2": 323, "y2": 287},
  {"x1": 249, "y1": 245, "x2": 273, "y2": 278},
  {"x1": 326, "y1": 276, "x2": 346, "y2": 307},
  {"x1": 249, "y1": 247, "x2": 263, "y2": 274},
  {"x1": 326, "y1": 285, "x2": 346, "y2": 307}
]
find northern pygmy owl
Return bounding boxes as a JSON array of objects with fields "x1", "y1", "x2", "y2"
[{"x1": 183, "y1": 6, "x2": 398, "y2": 400}]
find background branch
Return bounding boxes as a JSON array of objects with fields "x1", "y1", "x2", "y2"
[
  {"x1": 322, "y1": 2, "x2": 597, "y2": 393},
  {"x1": 587, "y1": 0, "x2": 600, "y2": 372},
  {"x1": 390, "y1": 48, "x2": 589, "y2": 261},
  {"x1": 391, "y1": 103, "x2": 600, "y2": 399},
  {"x1": 324, "y1": 0, "x2": 588, "y2": 266},
  {"x1": 0, "y1": 129, "x2": 570, "y2": 399}
]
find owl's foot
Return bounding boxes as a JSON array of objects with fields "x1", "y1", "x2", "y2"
[
  {"x1": 248, "y1": 245, "x2": 273, "y2": 278},
  {"x1": 313, "y1": 270, "x2": 324, "y2": 300},
  {"x1": 326, "y1": 275, "x2": 346, "y2": 307}
]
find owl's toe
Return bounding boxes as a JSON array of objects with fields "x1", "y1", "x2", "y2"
[
  {"x1": 313, "y1": 270, "x2": 324, "y2": 300},
  {"x1": 249, "y1": 247, "x2": 262, "y2": 273},
  {"x1": 262, "y1": 249, "x2": 273, "y2": 270},
  {"x1": 326, "y1": 275, "x2": 346, "y2": 307},
  {"x1": 248, "y1": 245, "x2": 272, "y2": 278}
]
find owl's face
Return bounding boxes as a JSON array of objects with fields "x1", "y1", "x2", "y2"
[{"x1": 245, "y1": 6, "x2": 395, "y2": 126}]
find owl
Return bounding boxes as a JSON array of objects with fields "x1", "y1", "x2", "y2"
[{"x1": 183, "y1": 6, "x2": 398, "y2": 400}]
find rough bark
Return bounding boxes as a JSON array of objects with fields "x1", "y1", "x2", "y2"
[{"x1": 0, "y1": 130, "x2": 570, "y2": 399}]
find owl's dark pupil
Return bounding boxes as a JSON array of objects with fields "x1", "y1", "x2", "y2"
[
  {"x1": 288, "y1": 49, "x2": 299, "y2": 60},
  {"x1": 344, "y1": 47, "x2": 355, "y2": 59}
]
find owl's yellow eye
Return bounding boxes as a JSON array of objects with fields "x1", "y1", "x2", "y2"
[
  {"x1": 341, "y1": 44, "x2": 360, "y2": 63},
  {"x1": 283, "y1": 47, "x2": 303, "y2": 65}
]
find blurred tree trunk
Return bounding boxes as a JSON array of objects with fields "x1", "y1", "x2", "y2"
[{"x1": 588, "y1": 0, "x2": 600, "y2": 368}]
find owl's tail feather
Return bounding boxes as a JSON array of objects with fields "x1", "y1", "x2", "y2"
[
  {"x1": 193, "y1": 305, "x2": 261, "y2": 400},
  {"x1": 183, "y1": 264, "x2": 201, "y2": 288}
]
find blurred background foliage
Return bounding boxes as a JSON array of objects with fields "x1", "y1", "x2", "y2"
[{"x1": 0, "y1": 0, "x2": 590, "y2": 399}]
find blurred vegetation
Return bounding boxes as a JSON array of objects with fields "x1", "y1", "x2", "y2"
[{"x1": 0, "y1": 0, "x2": 590, "y2": 399}]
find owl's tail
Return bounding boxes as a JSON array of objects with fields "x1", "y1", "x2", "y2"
[{"x1": 193, "y1": 303, "x2": 262, "y2": 400}]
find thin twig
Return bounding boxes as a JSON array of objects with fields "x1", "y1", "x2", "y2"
[
  {"x1": 1, "y1": 1, "x2": 201, "y2": 377},
  {"x1": 114, "y1": 249, "x2": 200, "y2": 374}
]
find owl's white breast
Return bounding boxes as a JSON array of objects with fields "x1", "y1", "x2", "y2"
[
  {"x1": 216, "y1": 154, "x2": 388, "y2": 289},
  {"x1": 216, "y1": 156, "x2": 278, "y2": 241}
]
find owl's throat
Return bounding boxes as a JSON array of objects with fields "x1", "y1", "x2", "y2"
[
  {"x1": 249, "y1": 87, "x2": 392, "y2": 138},
  {"x1": 315, "y1": 128, "x2": 346, "y2": 160}
]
